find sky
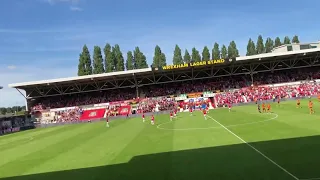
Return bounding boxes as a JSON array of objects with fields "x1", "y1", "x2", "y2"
[{"x1": 0, "y1": 0, "x2": 319, "y2": 107}]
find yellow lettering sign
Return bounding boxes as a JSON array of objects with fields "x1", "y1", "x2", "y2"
[
  {"x1": 162, "y1": 59, "x2": 225, "y2": 70},
  {"x1": 208, "y1": 59, "x2": 225, "y2": 65},
  {"x1": 162, "y1": 63, "x2": 189, "y2": 70}
]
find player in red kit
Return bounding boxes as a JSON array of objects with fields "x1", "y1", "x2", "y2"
[
  {"x1": 203, "y1": 109, "x2": 207, "y2": 120},
  {"x1": 189, "y1": 107, "x2": 193, "y2": 116},
  {"x1": 142, "y1": 113, "x2": 145, "y2": 122},
  {"x1": 228, "y1": 103, "x2": 232, "y2": 112},
  {"x1": 151, "y1": 115, "x2": 155, "y2": 125},
  {"x1": 174, "y1": 109, "x2": 177, "y2": 117},
  {"x1": 106, "y1": 116, "x2": 109, "y2": 127},
  {"x1": 170, "y1": 112, "x2": 173, "y2": 121}
]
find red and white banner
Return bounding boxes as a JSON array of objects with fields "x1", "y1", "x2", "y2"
[
  {"x1": 118, "y1": 105, "x2": 131, "y2": 116},
  {"x1": 80, "y1": 109, "x2": 106, "y2": 120}
]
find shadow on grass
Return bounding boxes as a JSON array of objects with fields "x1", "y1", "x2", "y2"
[{"x1": 2, "y1": 135, "x2": 320, "y2": 180}]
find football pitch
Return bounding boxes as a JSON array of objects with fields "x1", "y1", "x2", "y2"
[{"x1": 1, "y1": 99, "x2": 320, "y2": 180}]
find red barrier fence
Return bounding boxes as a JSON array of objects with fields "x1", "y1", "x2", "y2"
[{"x1": 80, "y1": 108, "x2": 106, "y2": 121}]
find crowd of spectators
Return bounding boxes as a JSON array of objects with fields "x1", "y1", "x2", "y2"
[
  {"x1": 136, "y1": 97, "x2": 176, "y2": 113},
  {"x1": 251, "y1": 68, "x2": 320, "y2": 85},
  {"x1": 53, "y1": 108, "x2": 83, "y2": 123},
  {"x1": 33, "y1": 107, "x2": 84, "y2": 124},
  {"x1": 215, "y1": 82, "x2": 320, "y2": 106},
  {"x1": 31, "y1": 89, "x2": 136, "y2": 111},
  {"x1": 30, "y1": 67, "x2": 320, "y2": 111}
]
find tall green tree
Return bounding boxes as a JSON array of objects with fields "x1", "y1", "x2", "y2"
[
  {"x1": 191, "y1": 47, "x2": 201, "y2": 62},
  {"x1": 77, "y1": 52, "x2": 85, "y2": 76},
  {"x1": 78, "y1": 44, "x2": 92, "y2": 75},
  {"x1": 140, "y1": 53, "x2": 148, "y2": 68},
  {"x1": 152, "y1": 45, "x2": 166, "y2": 67},
  {"x1": 284, "y1": 36, "x2": 291, "y2": 44},
  {"x1": 173, "y1": 45, "x2": 183, "y2": 65},
  {"x1": 92, "y1": 46, "x2": 104, "y2": 74},
  {"x1": 126, "y1": 51, "x2": 134, "y2": 70},
  {"x1": 227, "y1": 41, "x2": 239, "y2": 58},
  {"x1": 212, "y1": 42, "x2": 220, "y2": 60},
  {"x1": 221, "y1": 45, "x2": 227, "y2": 59},
  {"x1": 0, "y1": 107, "x2": 7, "y2": 115},
  {"x1": 246, "y1": 38, "x2": 256, "y2": 56},
  {"x1": 292, "y1": 35, "x2": 300, "y2": 43},
  {"x1": 274, "y1": 37, "x2": 282, "y2": 47},
  {"x1": 134, "y1": 47, "x2": 148, "y2": 69},
  {"x1": 161, "y1": 52, "x2": 166, "y2": 66},
  {"x1": 153, "y1": 45, "x2": 161, "y2": 67},
  {"x1": 265, "y1": 38, "x2": 274, "y2": 53},
  {"x1": 113, "y1": 44, "x2": 124, "y2": 71},
  {"x1": 202, "y1": 46, "x2": 210, "y2": 61},
  {"x1": 183, "y1": 49, "x2": 191, "y2": 63},
  {"x1": 256, "y1": 35, "x2": 265, "y2": 54},
  {"x1": 104, "y1": 43, "x2": 113, "y2": 72},
  {"x1": 111, "y1": 46, "x2": 117, "y2": 71}
]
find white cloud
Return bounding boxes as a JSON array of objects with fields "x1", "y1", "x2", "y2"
[
  {"x1": 70, "y1": 6, "x2": 82, "y2": 11},
  {"x1": 44, "y1": 0, "x2": 83, "y2": 11},
  {"x1": 46, "y1": 0, "x2": 81, "y2": 5},
  {"x1": 7, "y1": 65, "x2": 16, "y2": 70}
]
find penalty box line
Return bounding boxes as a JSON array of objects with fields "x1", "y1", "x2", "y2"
[{"x1": 207, "y1": 115, "x2": 299, "y2": 180}]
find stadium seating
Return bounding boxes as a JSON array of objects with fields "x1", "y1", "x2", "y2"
[{"x1": 30, "y1": 67, "x2": 320, "y2": 122}]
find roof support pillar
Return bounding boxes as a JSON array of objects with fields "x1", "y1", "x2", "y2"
[
  {"x1": 132, "y1": 73, "x2": 139, "y2": 98},
  {"x1": 15, "y1": 88, "x2": 28, "y2": 111}
]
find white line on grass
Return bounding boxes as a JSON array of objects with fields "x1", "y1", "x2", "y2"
[
  {"x1": 157, "y1": 113, "x2": 278, "y2": 131},
  {"x1": 207, "y1": 115, "x2": 299, "y2": 180}
]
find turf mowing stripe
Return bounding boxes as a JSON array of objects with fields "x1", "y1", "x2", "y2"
[
  {"x1": 109, "y1": 114, "x2": 175, "y2": 165},
  {"x1": 0, "y1": 125, "x2": 85, "y2": 151},
  {"x1": 207, "y1": 115, "x2": 299, "y2": 180},
  {"x1": 0, "y1": 122, "x2": 111, "y2": 178},
  {"x1": 0, "y1": 125, "x2": 69, "y2": 143},
  {"x1": 0, "y1": 123, "x2": 93, "y2": 169},
  {"x1": 22, "y1": 119, "x2": 145, "y2": 174},
  {"x1": 157, "y1": 112, "x2": 278, "y2": 131}
]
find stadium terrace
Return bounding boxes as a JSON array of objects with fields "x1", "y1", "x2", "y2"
[
  {"x1": 9, "y1": 48, "x2": 320, "y2": 101},
  {"x1": 5, "y1": 47, "x2": 320, "y2": 123},
  {"x1": 6, "y1": 48, "x2": 320, "y2": 117}
]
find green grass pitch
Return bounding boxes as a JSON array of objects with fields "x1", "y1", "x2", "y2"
[{"x1": 0, "y1": 99, "x2": 320, "y2": 180}]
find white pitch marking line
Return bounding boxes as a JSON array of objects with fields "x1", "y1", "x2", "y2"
[
  {"x1": 157, "y1": 113, "x2": 278, "y2": 131},
  {"x1": 207, "y1": 115, "x2": 299, "y2": 180}
]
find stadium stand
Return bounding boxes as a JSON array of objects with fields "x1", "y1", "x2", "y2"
[
  {"x1": 0, "y1": 115, "x2": 34, "y2": 135},
  {"x1": 7, "y1": 48, "x2": 320, "y2": 124}
]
